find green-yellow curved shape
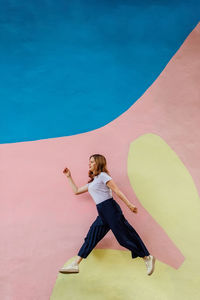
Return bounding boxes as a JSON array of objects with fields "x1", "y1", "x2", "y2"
[
  {"x1": 127, "y1": 133, "x2": 200, "y2": 298},
  {"x1": 51, "y1": 249, "x2": 171, "y2": 300}
]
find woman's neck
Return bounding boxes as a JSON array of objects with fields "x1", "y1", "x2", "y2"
[{"x1": 93, "y1": 171, "x2": 101, "y2": 176}]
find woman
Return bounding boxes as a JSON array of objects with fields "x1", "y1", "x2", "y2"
[{"x1": 59, "y1": 154, "x2": 156, "y2": 276}]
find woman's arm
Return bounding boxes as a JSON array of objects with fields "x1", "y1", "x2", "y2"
[
  {"x1": 75, "y1": 184, "x2": 88, "y2": 195},
  {"x1": 106, "y1": 179, "x2": 137, "y2": 213},
  {"x1": 63, "y1": 167, "x2": 88, "y2": 195}
]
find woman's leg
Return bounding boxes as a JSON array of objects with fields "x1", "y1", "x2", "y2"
[
  {"x1": 59, "y1": 216, "x2": 110, "y2": 274},
  {"x1": 107, "y1": 203, "x2": 155, "y2": 275},
  {"x1": 75, "y1": 256, "x2": 83, "y2": 265},
  {"x1": 120, "y1": 216, "x2": 150, "y2": 258},
  {"x1": 77, "y1": 215, "x2": 110, "y2": 259},
  {"x1": 101, "y1": 200, "x2": 150, "y2": 258},
  {"x1": 110, "y1": 215, "x2": 150, "y2": 258}
]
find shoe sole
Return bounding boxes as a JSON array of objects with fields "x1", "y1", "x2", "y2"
[
  {"x1": 148, "y1": 256, "x2": 156, "y2": 276},
  {"x1": 59, "y1": 269, "x2": 79, "y2": 274}
]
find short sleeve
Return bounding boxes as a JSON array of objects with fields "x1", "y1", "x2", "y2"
[{"x1": 101, "y1": 172, "x2": 112, "y2": 184}]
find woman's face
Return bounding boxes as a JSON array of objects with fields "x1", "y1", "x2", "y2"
[{"x1": 89, "y1": 156, "x2": 97, "y2": 173}]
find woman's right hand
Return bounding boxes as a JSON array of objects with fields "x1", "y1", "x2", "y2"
[
  {"x1": 63, "y1": 167, "x2": 71, "y2": 177},
  {"x1": 128, "y1": 203, "x2": 138, "y2": 214}
]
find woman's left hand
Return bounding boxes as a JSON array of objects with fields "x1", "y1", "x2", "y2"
[{"x1": 128, "y1": 203, "x2": 138, "y2": 213}]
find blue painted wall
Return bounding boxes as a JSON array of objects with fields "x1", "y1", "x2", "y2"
[{"x1": 0, "y1": 0, "x2": 199, "y2": 143}]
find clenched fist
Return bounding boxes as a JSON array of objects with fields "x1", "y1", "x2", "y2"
[
  {"x1": 128, "y1": 203, "x2": 138, "y2": 213},
  {"x1": 63, "y1": 167, "x2": 71, "y2": 177}
]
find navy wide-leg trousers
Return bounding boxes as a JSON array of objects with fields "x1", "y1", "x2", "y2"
[{"x1": 78, "y1": 197, "x2": 150, "y2": 259}]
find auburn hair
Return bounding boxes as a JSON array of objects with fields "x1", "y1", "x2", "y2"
[{"x1": 88, "y1": 154, "x2": 111, "y2": 183}]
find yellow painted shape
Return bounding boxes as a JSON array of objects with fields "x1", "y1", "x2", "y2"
[
  {"x1": 51, "y1": 249, "x2": 171, "y2": 300},
  {"x1": 127, "y1": 133, "x2": 200, "y2": 298}
]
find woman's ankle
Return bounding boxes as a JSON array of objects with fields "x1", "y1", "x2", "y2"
[
  {"x1": 143, "y1": 255, "x2": 150, "y2": 260},
  {"x1": 76, "y1": 256, "x2": 83, "y2": 264}
]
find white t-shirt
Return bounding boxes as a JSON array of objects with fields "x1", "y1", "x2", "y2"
[{"x1": 87, "y1": 172, "x2": 113, "y2": 205}]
